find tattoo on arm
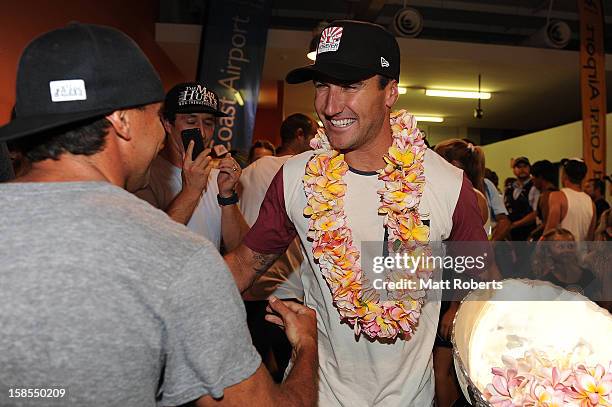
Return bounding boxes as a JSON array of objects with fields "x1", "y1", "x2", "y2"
[{"x1": 253, "y1": 252, "x2": 278, "y2": 276}]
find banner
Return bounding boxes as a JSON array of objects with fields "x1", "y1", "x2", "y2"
[
  {"x1": 578, "y1": 0, "x2": 607, "y2": 181},
  {"x1": 197, "y1": 0, "x2": 271, "y2": 153}
]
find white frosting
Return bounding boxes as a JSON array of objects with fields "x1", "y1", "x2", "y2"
[{"x1": 454, "y1": 279, "x2": 612, "y2": 395}]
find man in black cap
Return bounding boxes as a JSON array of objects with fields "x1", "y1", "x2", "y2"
[
  {"x1": 504, "y1": 156, "x2": 539, "y2": 240},
  {"x1": 0, "y1": 23, "x2": 317, "y2": 406},
  {"x1": 224, "y1": 20, "x2": 489, "y2": 406},
  {"x1": 137, "y1": 82, "x2": 248, "y2": 252}
]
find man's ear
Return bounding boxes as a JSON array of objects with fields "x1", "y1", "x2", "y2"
[
  {"x1": 105, "y1": 110, "x2": 131, "y2": 141},
  {"x1": 296, "y1": 127, "x2": 305, "y2": 140},
  {"x1": 385, "y1": 79, "x2": 399, "y2": 108}
]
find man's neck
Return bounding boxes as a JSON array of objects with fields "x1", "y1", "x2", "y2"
[
  {"x1": 563, "y1": 182, "x2": 581, "y2": 192},
  {"x1": 276, "y1": 143, "x2": 300, "y2": 157},
  {"x1": 517, "y1": 177, "x2": 529, "y2": 187},
  {"x1": 14, "y1": 153, "x2": 124, "y2": 187},
  {"x1": 343, "y1": 122, "x2": 394, "y2": 172}
]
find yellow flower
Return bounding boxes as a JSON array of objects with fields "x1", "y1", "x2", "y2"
[{"x1": 388, "y1": 145, "x2": 414, "y2": 167}]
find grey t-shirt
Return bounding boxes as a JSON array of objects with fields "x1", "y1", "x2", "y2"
[{"x1": 0, "y1": 182, "x2": 260, "y2": 406}]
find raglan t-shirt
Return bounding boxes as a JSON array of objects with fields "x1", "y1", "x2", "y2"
[
  {"x1": 243, "y1": 149, "x2": 486, "y2": 406},
  {"x1": 0, "y1": 182, "x2": 260, "y2": 406}
]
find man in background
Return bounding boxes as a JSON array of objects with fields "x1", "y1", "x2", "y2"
[
  {"x1": 137, "y1": 82, "x2": 248, "y2": 252},
  {"x1": 504, "y1": 156, "x2": 539, "y2": 240},
  {"x1": 546, "y1": 158, "x2": 595, "y2": 241},
  {"x1": 585, "y1": 178, "x2": 610, "y2": 223}
]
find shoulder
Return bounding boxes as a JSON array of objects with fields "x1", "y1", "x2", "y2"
[
  {"x1": 423, "y1": 148, "x2": 464, "y2": 207},
  {"x1": 284, "y1": 150, "x2": 315, "y2": 174},
  {"x1": 424, "y1": 148, "x2": 463, "y2": 180},
  {"x1": 550, "y1": 190, "x2": 564, "y2": 202},
  {"x1": 105, "y1": 187, "x2": 217, "y2": 271},
  {"x1": 282, "y1": 151, "x2": 315, "y2": 202}
]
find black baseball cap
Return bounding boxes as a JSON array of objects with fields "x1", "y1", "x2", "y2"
[
  {"x1": 286, "y1": 20, "x2": 400, "y2": 84},
  {"x1": 513, "y1": 156, "x2": 531, "y2": 167},
  {"x1": 163, "y1": 82, "x2": 229, "y2": 117},
  {"x1": 0, "y1": 23, "x2": 164, "y2": 142}
]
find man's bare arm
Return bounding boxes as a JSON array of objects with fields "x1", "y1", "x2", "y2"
[
  {"x1": 510, "y1": 210, "x2": 536, "y2": 231},
  {"x1": 195, "y1": 299, "x2": 319, "y2": 407},
  {"x1": 224, "y1": 244, "x2": 281, "y2": 292},
  {"x1": 492, "y1": 214, "x2": 511, "y2": 241},
  {"x1": 587, "y1": 201, "x2": 596, "y2": 241},
  {"x1": 544, "y1": 191, "x2": 562, "y2": 233},
  {"x1": 220, "y1": 204, "x2": 250, "y2": 252},
  {"x1": 166, "y1": 188, "x2": 202, "y2": 225}
]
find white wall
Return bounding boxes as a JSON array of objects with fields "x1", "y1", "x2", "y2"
[{"x1": 482, "y1": 114, "x2": 612, "y2": 200}]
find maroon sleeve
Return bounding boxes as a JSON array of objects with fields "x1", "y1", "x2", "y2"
[
  {"x1": 448, "y1": 175, "x2": 488, "y2": 241},
  {"x1": 242, "y1": 166, "x2": 297, "y2": 254},
  {"x1": 447, "y1": 175, "x2": 492, "y2": 281}
]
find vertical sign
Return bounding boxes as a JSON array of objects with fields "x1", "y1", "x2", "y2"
[
  {"x1": 197, "y1": 0, "x2": 271, "y2": 153},
  {"x1": 578, "y1": 0, "x2": 606, "y2": 181}
]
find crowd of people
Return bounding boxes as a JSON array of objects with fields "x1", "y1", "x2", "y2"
[{"x1": 0, "y1": 20, "x2": 610, "y2": 407}]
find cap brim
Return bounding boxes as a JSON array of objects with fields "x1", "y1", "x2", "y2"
[
  {"x1": 0, "y1": 108, "x2": 117, "y2": 143},
  {"x1": 286, "y1": 62, "x2": 375, "y2": 84}
]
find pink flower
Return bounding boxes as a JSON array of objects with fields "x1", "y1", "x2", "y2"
[{"x1": 568, "y1": 364, "x2": 611, "y2": 406}]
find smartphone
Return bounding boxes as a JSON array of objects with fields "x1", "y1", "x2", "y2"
[{"x1": 181, "y1": 128, "x2": 205, "y2": 160}]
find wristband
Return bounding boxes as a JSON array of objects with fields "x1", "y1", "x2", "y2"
[{"x1": 217, "y1": 191, "x2": 238, "y2": 206}]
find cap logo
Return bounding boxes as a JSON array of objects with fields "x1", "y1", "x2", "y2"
[
  {"x1": 318, "y1": 26, "x2": 343, "y2": 54},
  {"x1": 49, "y1": 79, "x2": 87, "y2": 102},
  {"x1": 380, "y1": 57, "x2": 390, "y2": 68},
  {"x1": 178, "y1": 85, "x2": 218, "y2": 110}
]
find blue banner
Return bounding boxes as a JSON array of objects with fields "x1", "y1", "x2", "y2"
[{"x1": 197, "y1": 0, "x2": 271, "y2": 153}]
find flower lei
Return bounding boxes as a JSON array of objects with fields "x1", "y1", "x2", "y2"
[{"x1": 303, "y1": 110, "x2": 432, "y2": 340}]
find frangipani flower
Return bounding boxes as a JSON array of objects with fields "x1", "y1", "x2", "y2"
[
  {"x1": 485, "y1": 352, "x2": 611, "y2": 407},
  {"x1": 569, "y1": 364, "x2": 611, "y2": 406}
]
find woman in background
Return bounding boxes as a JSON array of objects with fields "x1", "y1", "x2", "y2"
[
  {"x1": 435, "y1": 139, "x2": 489, "y2": 225},
  {"x1": 433, "y1": 139, "x2": 489, "y2": 407}
]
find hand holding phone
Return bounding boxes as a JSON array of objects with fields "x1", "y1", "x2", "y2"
[{"x1": 181, "y1": 128, "x2": 205, "y2": 160}]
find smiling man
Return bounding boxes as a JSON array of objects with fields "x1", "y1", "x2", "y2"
[{"x1": 224, "y1": 20, "x2": 487, "y2": 406}]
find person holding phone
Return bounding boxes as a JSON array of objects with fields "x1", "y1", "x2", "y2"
[{"x1": 137, "y1": 82, "x2": 248, "y2": 252}]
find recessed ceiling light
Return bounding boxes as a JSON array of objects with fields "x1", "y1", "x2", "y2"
[
  {"x1": 425, "y1": 89, "x2": 491, "y2": 99},
  {"x1": 415, "y1": 116, "x2": 444, "y2": 123}
]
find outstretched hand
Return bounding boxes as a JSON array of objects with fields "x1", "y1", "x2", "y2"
[{"x1": 265, "y1": 296, "x2": 317, "y2": 352}]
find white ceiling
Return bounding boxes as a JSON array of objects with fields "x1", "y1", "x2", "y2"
[{"x1": 157, "y1": 23, "x2": 612, "y2": 142}]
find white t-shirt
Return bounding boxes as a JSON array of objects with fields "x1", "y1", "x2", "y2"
[
  {"x1": 239, "y1": 156, "x2": 304, "y2": 301},
  {"x1": 136, "y1": 156, "x2": 222, "y2": 249},
  {"x1": 244, "y1": 149, "x2": 487, "y2": 406}
]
